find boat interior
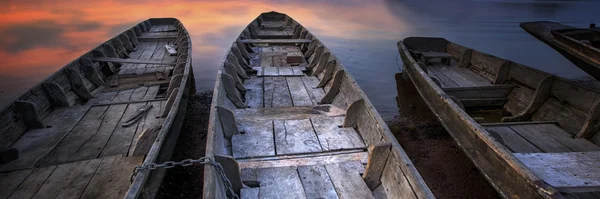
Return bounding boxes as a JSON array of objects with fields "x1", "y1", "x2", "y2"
[
  {"x1": 0, "y1": 18, "x2": 191, "y2": 198},
  {"x1": 403, "y1": 37, "x2": 600, "y2": 196},
  {"x1": 204, "y1": 12, "x2": 432, "y2": 199},
  {"x1": 553, "y1": 28, "x2": 600, "y2": 48}
]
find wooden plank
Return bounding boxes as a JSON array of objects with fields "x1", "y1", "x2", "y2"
[
  {"x1": 298, "y1": 165, "x2": 339, "y2": 199},
  {"x1": 100, "y1": 102, "x2": 148, "y2": 157},
  {"x1": 232, "y1": 120, "x2": 275, "y2": 158},
  {"x1": 380, "y1": 157, "x2": 417, "y2": 199},
  {"x1": 325, "y1": 161, "x2": 374, "y2": 199},
  {"x1": 269, "y1": 77, "x2": 293, "y2": 107},
  {"x1": 480, "y1": 121, "x2": 558, "y2": 126},
  {"x1": 485, "y1": 126, "x2": 543, "y2": 153},
  {"x1": 287, "y1": 77, "x2": 313, "y2": 106},
  {"x1": 128, "y1": 101, "x2": 164, "y2": 156},
  {"x1": 263, "y1": 67, "x2": 278, "y2": 76},
  {"x1": 40, "y1": 106, "x2": 109, "y2": 166},
  {"x1": 0, "y1": 106, "x2": 90, "y2": 172},
  {"x1": 536, "y1": 124, "x2": 600, "y2": 152},
  {"x1": 240, "y1": 39, "x2": 310, "y2": 44},
  {"x1": 80, "y1": 156, "x2": 144, "y2": 198},
  {"x1": 90, "y1": 57, "x2": 175, "y2": 65},
  {"x1": 0, "y1": 169, "x2": 32, "y2": 198},
  {"x1": 460, "y1": 98, "x2": 507, "y2": 107},
  {"x1": 130, "y1": 86, "x2": 149, "y2": 101},
  {"x1": 240, "y1": 188, "x2": 259, "y2": 199},
  {"x1": 243, "y1": 78, "x2": 263, "y2": 108},
  {"x1": 143, "y1": 85, "x2": 160, "y2": 100},
  {"x1": 363, "y1": 143, "x2": 392, "y2": 190},
  {"x1": 510, "y1": 124, "x2": 573, "y2": 152},
  {"x1": 426, "y1": 66, "x2": 456, "y2": 88},
  {"x1": 302, "y1": 76, "x2": 326, "y2": 105},
  {"x1": 257, "y1": 166, "x2": 307, "y2": 198},
  {"x1": 111, "y1": 88, "x2": 135, "y2": 103},
  {"x1": 232, "y1": 105, "x2": 346, "y2": 121},
  {"x1": 68, "y1": 104, "x2": 128, "y2": 162},
  {"x1": 451, "y1": 66, "x2": 491, "y2": 86},
  {"x1": 443, "y1": 84, "x2": 513, "y2": 99},
  {"x1": 278, "y1": 66, "x2": 294, "y2": 76},
  {"x1": 138, "y1": 35, "x2": 178, "y2": 41},
  {"x1": 109, "y1": 75, "x2": 119, "y2": 87},
  {"x1": 311, "y1": 116, "x2": 365, "y2": 151},
  {"x1": 238, "y1": 150, "x2": 368, "y2": 169},
  {"x1": 436, "y1": 66, "x2": 478, "y2": 87},
  {"x1": 8, "y1": 166, "x2": 57, "y2": 199},
  {"x1": 33, "y1": 158, "x2": 102, "y2": 199},
  {"x1": 275, "y1": 119, "x2": 322, "y2": 155},
  {"x1": 514, "y1": 152, "x2": 600, "y2": 192},
  {"x1": 292, "y1": 66, "x2": 304, "y2": 75}
]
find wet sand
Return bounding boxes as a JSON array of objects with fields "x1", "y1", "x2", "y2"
[
  {"x1": 388, "y1": 73, "x2": 500, "y2": 199},
  {"x1": 157, "y1": 91, "x2": 212, "y2": 199}
]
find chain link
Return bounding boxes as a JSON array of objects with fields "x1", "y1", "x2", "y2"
[{"x1": 131, "y1": 157, "x2": 239, "y2": 199}]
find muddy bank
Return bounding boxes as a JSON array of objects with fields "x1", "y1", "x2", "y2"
[
  {"x1": 389, "y1": 73, "x2": 500, "y2": 199},
  {"x1": 156, "y1": 91, "x2": 212, "y2": 199}
]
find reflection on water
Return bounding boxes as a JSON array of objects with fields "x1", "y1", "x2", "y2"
[{"x1": 0, "y1": 0, "x2": 598, "y2": 119}]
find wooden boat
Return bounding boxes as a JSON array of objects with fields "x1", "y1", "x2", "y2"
[
  {"x1": 398, "y1": 37, "x2": 600, "y2": 198},
  {"x1": 521, "y1": 21, "x2": 600, "y2": 80},
  {"x1": 203, "y1": 11, "x2": 434, "y2": 199},
  {"x1": 0, "y1": 18, "x2": 194, "y2": 198}
]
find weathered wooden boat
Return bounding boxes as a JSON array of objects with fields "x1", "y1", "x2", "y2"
[
  {"x1": 521, "y1": 21, "x2": 600, "y2": 80},
  {"x1": 398, "y1": 37, "x2": 600, "y2": 199},
  {"x1": 0, "y1": 18, "x2": 193, "y2": 198},
  {"x1": 203, "y1": 11, "x2": 434, "y2": 199}
]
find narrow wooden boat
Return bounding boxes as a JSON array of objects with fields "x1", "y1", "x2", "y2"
[
  {"x1": 398, "y1": 37, "x2": 600, "y2": 199},
  {"x1": 203, "y1": 11, "x2": 434, "y2": 199},
  {"x1": 521, "y1": 21, "x2": 600, "y2": 80},
  {"x1": 0, "y1": 18, "x2": 193, "y2": 198}
]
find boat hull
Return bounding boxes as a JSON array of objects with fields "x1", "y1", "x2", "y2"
[{"x1": 521, "y1": 21, "x2": 600, "y2": 80}]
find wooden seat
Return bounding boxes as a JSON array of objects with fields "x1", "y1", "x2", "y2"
[
  {"x1": 240, "y1": 39, "x2": 310, "y2": 44},
  {"x1": 420, "y1": 51, "x2": 452, "y2": 65}
]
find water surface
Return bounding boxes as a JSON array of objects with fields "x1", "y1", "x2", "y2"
[{"x1": 0, "y1": 0, "x2": 598, "y2": 120}]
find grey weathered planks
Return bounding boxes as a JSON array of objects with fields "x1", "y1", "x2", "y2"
[
  {"x1": 311, "y1": 116, "x2": 365, "y2": 151},
  {"x1": 240, "y1": 39, "x2": 310, "y2": 44},
  {"x1": 257, "y1": 166, "x2": 307, "y2": 198},
  {"x1": 274, "y1": 119, "x2": 322, "y2": 155},
  {"x1": 80, "y1": 156, "x2": 144, "y2": 198},
  {"x1": 515, "y1": 152, "x2": 600, "y2": 192},
  {"x1": 298, "y1": 165, "x2": 339, "y2": 199},
  {"x1": 287, "y1": 77, "x2": 312, "y2": 106},
  {"x1": 232, "y1": 120, "x2": 275, "y2": 158},
  {"x1": 325, "y1": 162, "x2": 374, "y2": 199}
]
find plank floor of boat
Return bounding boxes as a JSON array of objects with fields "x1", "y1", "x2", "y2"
[
  {"x1": 233, "y1": 41, "x2": 377, "y2": 198},
  {"x1": 0, "y1": 23, "x2": 176, "y2": 199},
  {"x1": 486, "y1": 123, "x2": 600, "y2": 196},
  {"x1": 424, "y1": 59, "x2": 492, "y2": 88}
]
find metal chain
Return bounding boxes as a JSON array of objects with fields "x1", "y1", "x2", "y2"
[{"x1": 131, "y1": 157, "x2": 239, "y2": 199}]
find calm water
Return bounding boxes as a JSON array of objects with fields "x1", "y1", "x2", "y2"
[{"x1": 0, "y1": 0, "x2": 598, "y2": 120}]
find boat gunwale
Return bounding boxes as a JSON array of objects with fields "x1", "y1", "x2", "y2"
[
  {"x1": 203, "y1": 11, "x2": 434, "y2": 199},
  {"x1": 398, "y1": 37, "x2": 566, "y2": 199},
  {"x1": 125, "y1": 18, "x2": 193, "y2": 198}
]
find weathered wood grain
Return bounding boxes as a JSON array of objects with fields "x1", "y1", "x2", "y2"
[
  {"x1": 222, "y1": 73, "x2": 247, "y2": 108},
  {"x1": 510, "y1": 124, "x2": 572, "y2": 152},
  {"x1": 238, "y1": 150, "x2": 368, "y2": 169},
  {"x1": 243, "y1": 78, "x2": 263, "y2": 108},
  {"x1": 33, "y1": 158, "x2": 102, "y2": 198},
  {"x1": 68, "y1": 104, "x2": 128, "y2": 162},
  {"x1": 257, "y1": 166, "x2": 307, "y2": 198},
  {"x1": 320, "y1": 70, "x2": 345, "y2": 104},
  {"x1": 325, "y1": 161, "x2": 374, "y2": 199},
  {"x1": 311, "y1": 116, "x2": 365, "y2": 151},
  {"x1": 485, "y1": 126, "x2": 543, "y2": 153},
  {"x1": 363, "y1": 143, "x2": 392, "y2": 190},
  {"x1": 503, "y1": 75, "x2": 553, "y2": 122},
  {"x1": 0, "y1": 169, "x2": 32, "y2": 199},
  {"x1": 298, "y1": 165, "x2": 339, "y2": 199},
  {"x1": 131, "y1": 125, "x2": 162, "y2": 156},
  {"x1": 380, "y1": 157, "x2": 417, "y2": 199},
  {"x1": 7, "y1": 166, "x2": 57, "y2": 199},
  {"x1": 240, "y1": 39, "x2": 310, "y2": 44},
  {"x1": 302, "y1": 76, "x2": 326, "y2": 105},
  {"x1": 267, "y1": 77, "x2": 293, "y2": 107},
  {"x1": 80, "y1": 156, "x2": 144, "y2": 199},
  {"x1": 287, "y1": 77, "x2": 312, "y2": 106},
  {"x1": 99, "y1": 102, "x2": 147, "y2": 157},
  {"x1": 232, "y1": 120, "x2": 275, "y2": 158},
  {"x1": 91, "y1": 57, "x2": 175, "y2": 65},
  {"x1": 275, "y1": 119, "x2": 322, "y2": 155},
  {"x1": 576, "y1": 99, "x2": 600, "y2": 139},
  {"x1": 514, "y1": 152, "x2": 600, "y2": 192}
]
